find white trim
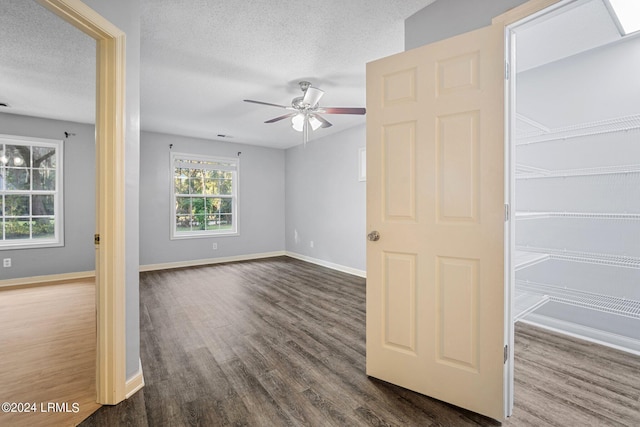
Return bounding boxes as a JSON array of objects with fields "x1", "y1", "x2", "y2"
[
  {"x1": 492, "y1": 0, "x2": 563, "y2": 26},
  {"x1": 521, "y1": 314, "x2": 640, "y2": 356},
  {"x1": 0, "y1": 270, "x2": 95, "y2": 289},
  {"x1": 285, "y1": 251, "x2": 367, "y2": 278},
  {"x1": 139, "y1": 251, "x2": 286, "y2": 272},
  {"x1": 0, "y1": 134, "x2": 64, "y2": 250},
  {"x1": 125, "y1": 359, "x2": 145, "y2": 399},
  {"x1": 139, "y1": 251, "x2": 367, "y2": 278},
  {"x1": 37, "y1": 0, "x2": 128, "y2": 405},
  {"x1": 170, "y1": 152, "x2": 239, "y2": 239}
]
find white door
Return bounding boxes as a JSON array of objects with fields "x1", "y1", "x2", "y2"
[{"x1": 366, "y1": 22, "x2": 508, "y2": 420}]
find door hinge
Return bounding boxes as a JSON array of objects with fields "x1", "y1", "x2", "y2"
[
  {"x1": 505, "y1": 61, "x2": 511, "y2": 80},
  {"x1": 504, "y1": 344, "x2": 509, "y2": 364},
  {"x1": 94, "y1": 234, "x2": 100, "y2": 245},
  {"x1": 504, "y1": 204, "x2": 510, "y2": 221}
]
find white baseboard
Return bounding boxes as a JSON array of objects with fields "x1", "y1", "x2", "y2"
[
  {"x1": 285, "y1": 251, "x2": 366, "y2": 278},
  {"x1": 0, "y1": 270, "x2": 95, "y2": 289},
  {"x1": 139, "y1": 251, "x2": 286, "y2": 272},
  {"x1": 125, "y1": 359, "x2": 145, "y2": 399},
  {"x1": 140, "y1": 250, "x2": 366, "y2": 278},
  {"x1": 521, "y1": 314, "x2": 640, "y2": 356}
]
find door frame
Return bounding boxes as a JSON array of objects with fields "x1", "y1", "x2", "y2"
[
  {"x1": 492, "y1": 0, "x2": 562, "y2": 416},
  {"x1": 36, "y1": 0, "x2": 127, "y2": 405}
]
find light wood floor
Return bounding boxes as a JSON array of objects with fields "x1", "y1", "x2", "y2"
[
  {"x1": 0, "y1": 280, "x2": 101, "y2": 427},
  {"x1": 76, "y1": 257, "x2": 640, "y2": 426}
]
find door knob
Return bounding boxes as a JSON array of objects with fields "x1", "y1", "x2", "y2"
[{"x1": 367, "y1": 230, "x2": 380, "y2": 241}]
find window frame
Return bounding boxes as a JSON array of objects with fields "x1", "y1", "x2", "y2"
[
  {"x1": 170, "y1": 152, "x2": 239, "y2": 240},
  {"x1": 0, "y1": 134, "x2": 64, "y2": 250}
]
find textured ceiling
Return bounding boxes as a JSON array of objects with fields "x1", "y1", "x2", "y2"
[
  {"x1": 0, "y1": 0, "x2": 436, "y2": 149},
  {"x1": 0, "y1": 0, "x2": 95, "y2": 126},
  {"x1": 1, "y1": 0, "x2": 630, "y2": 149}
]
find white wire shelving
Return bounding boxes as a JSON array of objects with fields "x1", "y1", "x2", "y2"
[
  {"x1": 514, "y1": 289, "x2": 550, "y2": 322},
  {"x1": 515, "y1": 163, "x2": 640, "y2": 179},
  {"x1": 513, "y1": 247, "x2": 640, "y2": 321},
  {"x1": 516, "y1": 246, "x2": 640, "y2": 269},
  {"x1": 516, "y1": 113, "x2": 640, "y2": 145},
  {"x1": 516, "y1": 279, "x2": 640, "y2": 320},
  {"x1": 516, "y1": 212, "x2": 640, "y2": 220}
]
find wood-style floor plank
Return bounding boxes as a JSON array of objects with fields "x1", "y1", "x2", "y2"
[
  {"x1": 0, "y1": 281, "x2": 101, "y2": 427},
  {"x1": 79, "y1": 257, "x2": 640, "y2": 426}
]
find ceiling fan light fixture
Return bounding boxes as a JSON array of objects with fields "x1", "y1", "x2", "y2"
[
  {"x1": 291, "y1": 113, "x2": 323, "y2": 132},
  {"x1": 291, "y1": 113, "x2": 305, "y2": 132},
  {"x1": 308, "y1": 115, "x2": 322, "y2": 131},
  {"x1": 245, "y1": 81, "x2": 365, "y2": 143}
]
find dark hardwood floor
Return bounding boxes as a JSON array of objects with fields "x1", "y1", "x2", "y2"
[{"x1": 80, "y1": 257, "x2": 640, "y2": 426}]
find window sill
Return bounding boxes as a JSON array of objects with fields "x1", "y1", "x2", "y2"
[
  {"x1": 0, "y1": 240, "x2": 64, "y2": 251},
  {"x1": 170, "y1": 231, "x2": 239, "y2": 240}
]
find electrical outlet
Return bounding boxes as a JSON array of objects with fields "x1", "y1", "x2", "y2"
[
  {"x1": 3, "y1": 258, "x2": 11, "y2": 268},
  {"x1": 310, "y1": 241, "x2": 314, "y2": 248},
  {"x1": 212, "y1": 243, "x2": 218, "y2": 250}
]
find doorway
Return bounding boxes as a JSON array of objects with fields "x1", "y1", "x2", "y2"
[
  {"x1": 507, "y1": 0, "x2": 640, "y2": 355},
  {"x1": 35, "y1": 0, "x2": 129, "y2": 404}
]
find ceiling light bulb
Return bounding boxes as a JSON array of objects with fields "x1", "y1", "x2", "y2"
[
  {"x1": 14, "y1": 157, "x2": 23, "y2": 166},
  {"x1": 291, "y1": 113, "x2": 305, "y2": 132},
  {"x1": 308, "y1": 115, "x2": 322, "y2": 131}
]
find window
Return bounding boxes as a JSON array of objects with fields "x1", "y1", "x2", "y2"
[
  {"x1": 171, "y1": 152, "x2": 238, "y2": 238},
  {"x1": 0, "y1": 134, "x2": 63, "y2": 249}
]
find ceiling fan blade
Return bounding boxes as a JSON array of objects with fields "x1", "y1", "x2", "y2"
[
  {"x1": 313, "y1": 114, "x2": 333, "y2": 128},
  {"x1": 320, "y1": 107, "x2": 366, "y2": 115},
  {"x1": 244, "y1": 99, "x2": 289, "y2": 109},
  {"x1": 302, "y1": 87, "x2": 324, "y2": 107},
  {"x1": 264, "y1": 112, "x2": 297, "y2": 123}
]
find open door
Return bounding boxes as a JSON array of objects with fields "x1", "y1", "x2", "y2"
[{"x1": 366, "y1": 22, "x2": 508, "y2": 420}]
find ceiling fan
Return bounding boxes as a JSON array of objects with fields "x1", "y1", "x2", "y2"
[{"x1": 244, "y1": 81, "x2": 366, "y2": 144}]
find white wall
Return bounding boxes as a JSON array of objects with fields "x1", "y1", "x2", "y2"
[
  {"x1": 517, "y1": 34, "x2": 640, "y2": 129},
  {"x1": 285, "y1": 125, "x2": 366, "y2": 274},
  {"x1": 139, "y1": 131, "x2": 286, "y2": 266},
  {"x1": 0, "y1": 113, "x2": 95, "y2": 280},
  {"x1": 404, "y1": 0, "x2": 528, "y2": 50}
]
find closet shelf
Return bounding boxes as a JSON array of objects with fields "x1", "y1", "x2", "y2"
[
  {"x1": 514, "y1": 289, "x2": 550, "y2": 322},
  {"x1": 516, "y1": 280, "x2": 640, "y2": 320},
  {"x1": 516, "y1": 212, "x2": 640, "y2": 220},
  {"x1": 514, "y1": 250, "x2": 549, "y2": 271},
  {"x1": 516, "y1": 113, "x2": 640, "y2": 145},
  {"x1": 515, "y1": 246, "x2": 640, "y2": 269},
  {"x1": 516, "y1": 163, "x2": 640, "y2": 179}
]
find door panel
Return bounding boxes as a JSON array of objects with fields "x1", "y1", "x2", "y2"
[{"x1": 366, "y1": 23, "x2": 506, "y2": 420}]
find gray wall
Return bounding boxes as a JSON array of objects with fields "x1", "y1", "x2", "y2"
[
  {"x1": 285, "y1": 125, "x2": 366, "y2": 272},
  {"x1": 84, "y1": 0, "x2": 141, "y2": 380},
  {"x1": 405, "y1": 0, "x2": 528, "y2": 50},
  {"x1": 140, "y1": 131, "x2": 286, "y2": 266},
  {"x1": 0, "y1": 113, "x2": 95, "y2": 279}
]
